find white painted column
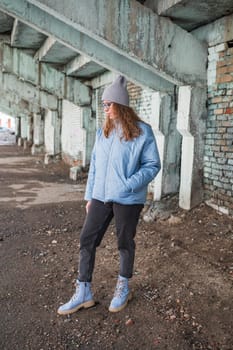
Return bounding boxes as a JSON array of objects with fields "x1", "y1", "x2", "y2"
[
  {"x1": 150, "y1": 91, "x2": 165, "y2": 201},
  {"x1": 26, "y1": 116, "x2": 33, "y2": 142},
  {"x1": 44, "y1": 109, "x2": 55, "y2": 154},
  {"x1": 177, "y1": 86, "x2": 194, "y2": 209}
]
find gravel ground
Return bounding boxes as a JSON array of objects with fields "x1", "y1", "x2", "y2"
[{"x1": 0, "y1": 145, "x2": 233, "y2": 350}]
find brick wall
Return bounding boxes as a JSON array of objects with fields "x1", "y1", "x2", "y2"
[
  {"x1": 205, "y1": 43, "x2": 233, "y2": 215},
  {"x1": 127, "y1": 82, "x2": 153, "y2": 121}
]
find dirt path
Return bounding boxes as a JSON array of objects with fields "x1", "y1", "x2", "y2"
[{"x1": 0, "y1": 145, "x2": 232, "y2": 350}]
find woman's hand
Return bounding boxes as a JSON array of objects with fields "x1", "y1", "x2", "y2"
[{"x1": 85, "y1": 200, "x2": 92, "y2": 214}]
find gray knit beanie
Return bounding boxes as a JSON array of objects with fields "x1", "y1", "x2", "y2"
[{"x1": 102, "y1": 75, "x2": 129, "y2": 107}]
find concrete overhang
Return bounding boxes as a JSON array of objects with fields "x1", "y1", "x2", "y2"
[
  {"x1": 145, "y1": 0, "x2": 233, "y2": 31},
  {"x1": 0, "y1": 0, "x2": 207, "y2": 92}
]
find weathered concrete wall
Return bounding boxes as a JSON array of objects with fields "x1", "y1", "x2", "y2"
[
  {"x1": 0, "y1": 43, "x2": 91, "y2": 108},
  {"x1": 0, "y1": 41, "x2": 93, "y2": 164}
]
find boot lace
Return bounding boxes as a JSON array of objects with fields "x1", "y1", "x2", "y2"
[
  {"x1": 114, "y1": 280, "x2": 127, "y2": 298},
  {"x1": 70, "y1": 285, "x2": 80, "y2": 302}
]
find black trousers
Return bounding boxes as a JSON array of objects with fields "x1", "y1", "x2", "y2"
[{"x1": 78, "y1": 199, "x2": 143, "y2": 282}]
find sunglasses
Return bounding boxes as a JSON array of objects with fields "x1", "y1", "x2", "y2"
[{"x1": 102, "y1": 102, "x2": 112, "y2": 108}]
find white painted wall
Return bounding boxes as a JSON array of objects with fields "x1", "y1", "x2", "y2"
[
  {"x1": 44, "y1": 109, "x2": 55, "y2": 154},
  {"x1": 61, "y1": 99, "x2": 87, "y2": 165}
]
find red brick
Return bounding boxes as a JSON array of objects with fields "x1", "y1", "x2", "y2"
[
  {"x1": 224, "y1": 108, "x2": 233, "y2": 114},
  {"x1": 216, "y1": 74, "x2": 233, "y2": 83},
  {"x1": 217, "y1": 60, "x2": 226, "y2": 68},
  {"x1": 217, "y1": 57, "x2": 233, "y2": 67},
  {"x1": 217, "y1": 65, "x2": 233, "y2": 74}
]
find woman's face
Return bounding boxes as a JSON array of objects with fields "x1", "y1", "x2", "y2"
[{"x1": 102, "y1": 101, "x2": 117, "y2": 120}]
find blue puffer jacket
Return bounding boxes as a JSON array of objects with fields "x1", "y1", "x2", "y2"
[{"x1": 84, "y1": 121, "x2": 161, "y2": 204}]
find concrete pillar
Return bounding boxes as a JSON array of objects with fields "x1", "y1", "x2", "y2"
[
  {"x1": 150, "y1": 91, "x2": 181, "y2": 201},
  {"x1": 44, "y1": 110, "x2": 61, "y2": 162},
  {"x1": 53, "y1": 110, "x2": 61, "y2": 156},
  {"x1": 70, "y1": 166, "x2": 82, "y2": 181},
  {"x1": 33, "y1": 112, "x2": 44, "y2": 146},
  {"x1": 15, "y1": 117, "x2": 21, "y2": 138},
  {"x1": 32, "y1": 112, "x2": 44, "y2": 154},
  {"x1": 17, "y1": 137, "x2": 23, "y2": 147},
  {"x1": 82, "y1": 107, "x2": 95, "y2": 167},
  {"x1": 177, "y1": 86, "x2": 207, "y2": 209},
  {"x1": 150, "y1": 92, "x2": 165, "y2": 201},
  {"x1": 26, "y1": 116, "x2": 33, "y2": 143}
]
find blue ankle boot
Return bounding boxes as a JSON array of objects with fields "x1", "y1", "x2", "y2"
[
  {"x1": 57, "y1": 280, "x2": 94, "y2": 315},
  {"x1": 109, "y1": 275, "x2": 132, "y2": 313}
]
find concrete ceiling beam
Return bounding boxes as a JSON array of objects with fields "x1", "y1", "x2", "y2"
[
  {"x1": 0, "y1": 42, "x2": 91, "y2": 106},
  {"x1": 66, "y1": 55, "x2": 91, "y2": 76},
  {"x1": 65, "y1": 54, "x2": 106, "y2": 79},
  {"x1": 0, "y1": 0, "x2": 194, "y2": 92},
  {"x1": 34, "y1": 35, "x2": 56, "y2": 61},
  {"x1": 10, "y1": 18, "x2": 18, "y2": 46},
  {"x1": 0, "y1": 0, "x2": 174, "y2": 92},
  {"x1": 26, "y1": 0, "x2": 207, "y2": 88}
]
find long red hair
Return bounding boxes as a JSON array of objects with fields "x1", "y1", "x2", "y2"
[{"x1": 103, "y1": 103, "x2": 142, "y2": 141}]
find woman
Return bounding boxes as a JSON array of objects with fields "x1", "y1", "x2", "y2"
[{"x1": 58, "y1": 76, "x2": 161, "y2": 315}]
